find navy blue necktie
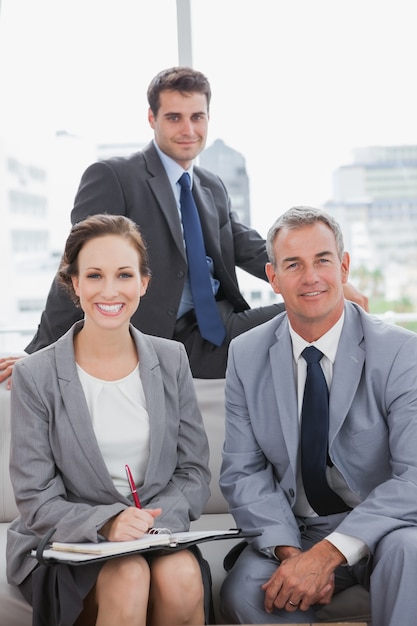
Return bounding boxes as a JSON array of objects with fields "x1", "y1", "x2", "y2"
[
  {"x1": 301, "y1": 346, "x2": 350, "y2": 515},
  {"x1": 178, "y1": 173, "x2": 226, "y2": 346}
]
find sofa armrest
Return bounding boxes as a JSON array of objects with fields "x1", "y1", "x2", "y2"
[{"x1": 0, "y1": 381, "x2": 19, "y2": 523}]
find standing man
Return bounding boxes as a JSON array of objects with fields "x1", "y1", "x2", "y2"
[
  {"x1": 22, "y1": 68, "x2": 366, "y2": 379},
  {"x1": 220, "y1": 206, "x2": 417, "y2": 625}
]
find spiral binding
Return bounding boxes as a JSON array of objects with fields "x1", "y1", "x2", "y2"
[{"x1": 148, "y1": 527, "x2": 171, "y2": 535}]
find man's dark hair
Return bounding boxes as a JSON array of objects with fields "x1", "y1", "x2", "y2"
[{"x1": 147, "y1": 66, "x2": 211, "y2": 115}]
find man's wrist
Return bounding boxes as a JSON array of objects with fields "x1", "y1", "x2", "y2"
[
  {"x1": 273, "y1": 545, "x2": 302, "y2": 561},
  {"x1": 316, "y1": 539, "x2": 347, "y2": 566}
]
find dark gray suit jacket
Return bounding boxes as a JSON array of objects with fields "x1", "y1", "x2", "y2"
[
  {"x1": 7, "y1": 322, "x2": 210, "y2": 585},
  {"x1": 26, "y1": 142, "x2": 272, "y2": 353}
]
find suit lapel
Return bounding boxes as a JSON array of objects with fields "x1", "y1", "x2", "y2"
[
  {"x1": 269, "y1": 320, "x2": 299, "y2": 473},
  {"x1": 143, "y1": 145, "x2": 221, "y2": 264},
  {"x1": 191, "y1": 172, "x2": 221, "y2": 259},
  {"x1": 144, "y1": 144, "x2": 186, "y2": 260},
  {"x1": 55, "y1": 324, "x2": 168, "y2": 498},
  {"x1": 329, "y1": 304, "x2": 365, "y2": 446},
  {"x1": 54, "y1": 324, "x2": 115, "y2": 490},
  {"x1": 265, "y1": 306, "x2": 365, "y2": 484},
  {"x1": 131, "y1": 330, "x2": 166, "y2": 488}
]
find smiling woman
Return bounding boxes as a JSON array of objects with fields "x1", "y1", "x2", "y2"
[
  {"x1": 6, "y1": 214, "x2": 212, "y2": 626},
  {"x1": 59, "y1": 215, "x2": 150, "y2": 319},
  {"x1": 58, "y1": 216, "x2": 151, "y2": 377}
]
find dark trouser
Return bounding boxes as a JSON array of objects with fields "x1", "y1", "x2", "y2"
[{"x1": 174, "y1": 300, "x2": 285, "y2": 378}]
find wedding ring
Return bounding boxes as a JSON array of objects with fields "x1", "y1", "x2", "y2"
[{"x1": 288, "y1": 600, "x2": 299, "y2": 607}]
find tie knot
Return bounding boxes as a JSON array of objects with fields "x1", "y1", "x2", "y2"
[
  {"x1": 178, "y1": 172, "x2": 191, "y2": 189},
  {"x1": 302, "y1": 345, "x2": 324, "y2": 365}
]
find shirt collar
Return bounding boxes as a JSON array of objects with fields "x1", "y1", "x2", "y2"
[
  {"x1": 289, "y1": 311, "x2": 345, "y2": 364},
  {"x1": 153, "y1": 139, "x2": 194, "y2": 188}
]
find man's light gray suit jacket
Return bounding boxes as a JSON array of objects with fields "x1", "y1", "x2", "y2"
[{"x1": 220, "y1": 302, "x2": 417, "y2": 555}]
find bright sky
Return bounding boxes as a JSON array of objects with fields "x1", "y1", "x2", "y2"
[{"x1": 1, "y1": 0, "x2": 417, "y2": 236}]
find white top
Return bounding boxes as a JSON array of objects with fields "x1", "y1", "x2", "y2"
[{"x1": 77, "y1": 364, "x2": 150, "y2": 497}]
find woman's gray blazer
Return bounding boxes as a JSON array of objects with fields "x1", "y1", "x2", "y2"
[{"x1": 7, "y1": 322, "x2": 211, "y2": 585}]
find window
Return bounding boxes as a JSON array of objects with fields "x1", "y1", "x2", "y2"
[{"x1": 1, "y1": 0, "x2": 416, "y2": 334}]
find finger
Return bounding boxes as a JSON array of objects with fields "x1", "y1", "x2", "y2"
[
  {"x1": 147, "y1": 508, "x2": 163, "y2": 520},
  {"x1": 0, "y1": 357, "x2": 20, "y2": 368},
  {"x1": 128, "y1": 508, "x2": 162, "y2": 533},
  {"x1": 112, "y1": 514, "x2": 151, "y2": 539},
  {"x1": 134, "y1": 508, "x2": 161, "y2": 523},
  {"x1": 316, "y1": 583, "x2": 334, "y2": 605},
  {"x1": 0, "y1": 366, "x2": 13, "y2": 382},
  {"x1": 285, "y1": 598, "x2": 301, "y2": 612},
  {"x1": 263, "y1": 578, "x2": 284, "y2": 613}
]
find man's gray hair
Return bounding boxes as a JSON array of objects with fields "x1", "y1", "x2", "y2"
[{"x1": 266, "y1": 206, "x2": 345, "y2": 267}]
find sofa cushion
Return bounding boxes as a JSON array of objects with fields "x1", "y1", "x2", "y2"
[
  {"x1": 315, "y1": 584, "x2": 371, "y2": 623},
  {"x1": 193, "y1": 378, "x2": 229, "y2": 515}
]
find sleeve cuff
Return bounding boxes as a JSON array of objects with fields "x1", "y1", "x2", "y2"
[{"x1": 326, "y1": 531, "x2": 369, "y2": 566}]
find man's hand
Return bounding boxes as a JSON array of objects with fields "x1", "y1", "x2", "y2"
[
  {"x1": 0, "y1": 356, "x2": 24, "y2": 389},
  {"x1": 343, "y1": 282, "x2": 369, "y2": 312},
  {"x1": 261, "y1": 540, "x2": 345, "y2": 614}
]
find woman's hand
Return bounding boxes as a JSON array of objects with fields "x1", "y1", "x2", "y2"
[
  {"x1": 100, "y1": 507, "x2": 162, "y2": 541},
  {"x1": 0, "y1": 356, "x2": 24, "y2": 389},
  {"x1": 343, "y1": 282, "x2": 369, "y2": 312}
]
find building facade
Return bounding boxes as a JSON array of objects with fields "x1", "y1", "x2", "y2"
[
  {"x1": 200, "y1": 138, "x2": 251, "y2": 225},
  {"x1": 325, "y1": 145, "x2": 417, "y2": 305}
]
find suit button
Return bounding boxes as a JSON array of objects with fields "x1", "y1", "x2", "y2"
[
  {"x1": 289, "y1": 489, "x2": 295, "y2": 498},
  {"x1": 167, "y1": 308, "x2": 176, "y2": 316},
  {"x1": 177, "y1": 271, "x2": 185, "y2": 279}
]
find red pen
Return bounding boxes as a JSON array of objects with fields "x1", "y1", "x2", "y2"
[{"x1": 125, "y1": 464, "x2": 142, "y2": 509}]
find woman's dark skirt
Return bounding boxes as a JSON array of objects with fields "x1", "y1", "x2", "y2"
[{"x1": 19, "y1": 545, "x2": 213, "y2": 626}]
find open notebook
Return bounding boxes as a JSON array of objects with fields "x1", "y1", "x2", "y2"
[{"x1": 32, "y1": 528, "x2": 245, "y2": 565}]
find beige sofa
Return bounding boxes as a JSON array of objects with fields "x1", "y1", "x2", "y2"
[
  {"x1": 0, "y1": 377, "x2": 370, "y2": 625},
  {"x1": 0, "y1": 379, "x2": 32, "y2": 626}
]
